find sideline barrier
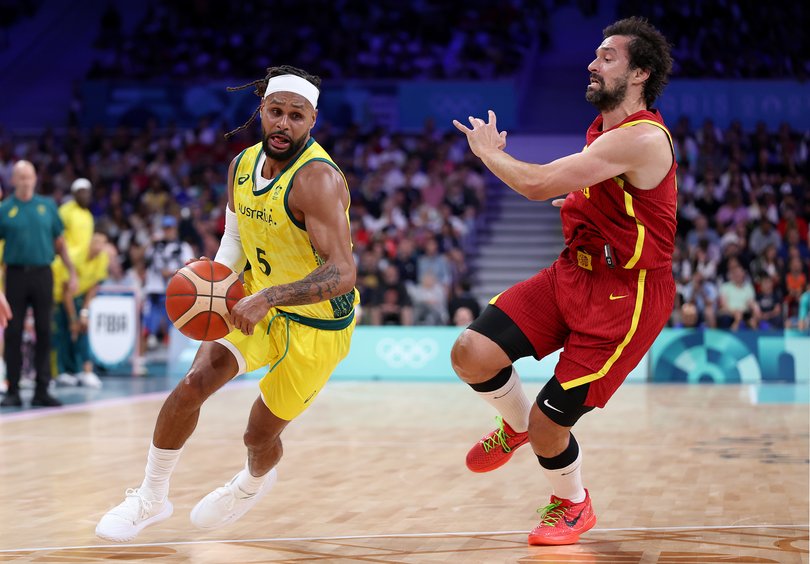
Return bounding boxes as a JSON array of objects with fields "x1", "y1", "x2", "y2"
[
  {"x1": 649, "y1": 329, "x2": 809, "y2": 384},
  {"x1": 81, "y1": 79, "x2": 810, "y2": 131},
  {"x1": 167, "y1": 326, "x2": 649, "y2": 382},
  {"x1": 80, "y1": 80, "x2": 517, "y2": 131},
  {"x1": 168, "y1": 326, "x2": 808, "y2": 383},
  {"x1": 87, "y1": 286, "x2": 141, "y2": 374}
]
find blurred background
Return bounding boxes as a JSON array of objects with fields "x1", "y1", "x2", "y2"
[{"x1": 0, "y1": 0, "x2": 808, "y2": 402}]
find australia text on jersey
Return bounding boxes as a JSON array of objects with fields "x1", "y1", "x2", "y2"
[{"x1": 238, "y1": 203, "x2": 277, "y2": 226}]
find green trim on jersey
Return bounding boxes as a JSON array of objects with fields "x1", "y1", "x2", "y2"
[
  {"x1": 252, "y1": 138, "x2": 316, "y2": 197},
  {"x1": 232, "y1": 148, "x2": 248, "y2": 186},
  {"x1": 277, "y1": 308, "x2": 355, "y2": 330},
  {"x1": 232, "y1": 138, "x2": 359, "y2": 321},
  {"x1": 284, "y1": 157, "x2": 346, "y2": 232}
]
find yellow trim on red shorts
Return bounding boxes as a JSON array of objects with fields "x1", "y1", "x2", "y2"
[{"x1": 561, "y1": 269, "x2": 647, "y2": 389}]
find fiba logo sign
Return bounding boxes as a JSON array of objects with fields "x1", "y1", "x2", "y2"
[
  {"x1": 376, "y1": 337, "x2": 439, "y2": 369},
  {"x1": 88, "y1": 294, "x2": 138, "y2": 366}
]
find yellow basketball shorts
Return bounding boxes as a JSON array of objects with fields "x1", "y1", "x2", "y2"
[{"x1": 218, "y1": 309, "x2": 355, "y2": 421}]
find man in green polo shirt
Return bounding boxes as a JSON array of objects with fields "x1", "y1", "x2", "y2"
[{"x1": 0, "y1": 160, "x2": 77, "y2": 408}]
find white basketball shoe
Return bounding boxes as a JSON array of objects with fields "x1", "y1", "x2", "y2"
[
  {"x1": 190, "y1": 468, "x2": 277, "y2": 529},
  {"x1": 78, "y1": 371, "x2": 103, "y2": 389},
  {"x1": 56, "y1": 373, "x2": 79, "y2": 386},
  {"x1": 95, "y1": 488, "x2": 173, "y2": 542}
]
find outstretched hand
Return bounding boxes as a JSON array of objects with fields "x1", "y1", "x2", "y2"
[{"x1": 453, "y1": 110, "x2": 507, "y2": 158}]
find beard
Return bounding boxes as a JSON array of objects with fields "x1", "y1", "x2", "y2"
[
  {"x1": 262, "y1": 130, "x2": 308, "y2": 161},
  {"x1": 585, "y1": 72, "x2": 629, "y2": 112}
]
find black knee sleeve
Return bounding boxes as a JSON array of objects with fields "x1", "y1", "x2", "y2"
[
  {"x1": 468, "y1": 305, "x2": 536, "y2": 362},
  {"x1": 537, "y1": 433, "x2": 579, "y2": 470},
  {"x1": 536, "y1": 377, "x2": 595, "y2": 427},
  {"x1": 469, "y1": 366, "x2": 512, "y2": 392}
]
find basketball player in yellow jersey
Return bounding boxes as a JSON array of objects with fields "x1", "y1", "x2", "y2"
[
  {"x1": 96, "y1": 65, "x2": 359, "y2": 542},
  {"x1": 60, "y1": 178, "x2": 94, "y2": 255}
]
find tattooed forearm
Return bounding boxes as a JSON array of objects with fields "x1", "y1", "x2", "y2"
[{"x1": 261, "y1": 264, "x2": 342, "y2": 308}]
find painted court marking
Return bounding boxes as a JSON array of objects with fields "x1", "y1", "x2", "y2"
[
  {"x1": 0, "y1": 524, "x2": 806, "y2": 553},
  {"x1": 0, "y1": 380, "x2": 259, "y2": 423}
]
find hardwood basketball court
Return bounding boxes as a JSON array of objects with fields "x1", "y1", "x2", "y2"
[{"x1": 0, "y1": 381, "x2": 807, "y2": 562}]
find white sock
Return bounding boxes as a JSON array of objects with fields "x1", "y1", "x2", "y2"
[
  {"x1": 236, "y1": 460, "x2": 273, "y2": 495},
  {"x1": 140, "y1": 443, "x2": 183, "y2": 501},
  {"x1": 542, "y1": 448, "x2": 586, "y2": 503},
  {"x1": 474, "y1": 367, "x2": 531, "y2": 432}
]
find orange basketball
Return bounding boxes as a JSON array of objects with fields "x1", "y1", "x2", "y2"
[{"x1": 165, "y1": 260, "x2": 244, "y2": 341}]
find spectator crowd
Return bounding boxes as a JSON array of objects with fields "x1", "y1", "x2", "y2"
[
  {"x1": 0, "y1": 116, "x2": 490, "y2": 356},
  {"x1": 671, "y1": 117, "x2": 810, "y2": 332},
  {"x1": 89, "y1": 0, "x2": 544, "y2": 81},
  {"x1": 88, "y1": 0, "x2": 808, "y2": 82},
  {"x1": 618, "y1": 0, "x2": 808, "y2": 79}
]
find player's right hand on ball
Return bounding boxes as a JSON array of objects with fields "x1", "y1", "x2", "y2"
[{"x1": 229, "y1": 293, "x2": 272, "y2": 336}]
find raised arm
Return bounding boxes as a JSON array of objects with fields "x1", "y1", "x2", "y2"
[{"x1": 454, "y1": 110, "x2": 671, "y2": 201}]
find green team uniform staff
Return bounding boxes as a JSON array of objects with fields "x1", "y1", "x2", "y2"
[{"x1": 0, "y1": 160, "x2": 76, "y2": 408}]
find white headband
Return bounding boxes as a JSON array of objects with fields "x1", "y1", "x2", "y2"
[{"x1": 264, "y1": 75, "x2": 319, "y2": 109}]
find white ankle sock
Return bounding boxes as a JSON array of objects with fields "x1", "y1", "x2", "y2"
[
  {"x1": 236, "y1": 460, "x2": 273, "y2": 495},
  {"x1": 140, "y1": 443, "x2": 183, "y2": 501},
  {"x1": 475, "y1": 367, "x2": 531, "y2": 432},
  {"x1": 542, "y1": 449, "x2": 585, "y2": 503}
]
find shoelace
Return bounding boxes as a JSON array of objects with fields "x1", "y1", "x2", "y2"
[
  {"x1": 123, "y1": 488, "x2": 153, "y2": 520},
  {"x1": 213, "y1": 476, "x2": 257, "y2": 510},
  {"x1": 536, "y1": 500, "x2": 566, "y2": 527},
  {"x1": 480, "y1": 416, "x2": 513, "y2": 454}
]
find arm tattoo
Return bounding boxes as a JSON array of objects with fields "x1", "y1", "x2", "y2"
[{"x1": 261, "y1": 263, "x2": 342, "y2": 308}]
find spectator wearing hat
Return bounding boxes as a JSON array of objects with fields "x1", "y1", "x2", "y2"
[
  {"x1": 53, "y1": 232, "x2": 110, "y2": 389},
  {"x1": 53, "y1": 178, "x2": 96, "y2": 386},
  {"x1": 0, "y1": 161, "x2": 76, "y2": 408},
  {"x1": 60, "y1": 178, "x2": 94, "y2": 255},
  {"x1": 142, "y1": 215, "x2": 194, "y2": 349}
]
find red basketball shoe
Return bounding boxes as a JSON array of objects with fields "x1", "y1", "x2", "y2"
[
  {"x1": 465, "y1": 416, "x2": 529, "y2": 473},
  {"x1": 528, "y1": 490, "x2": 597, "y2": 546}
]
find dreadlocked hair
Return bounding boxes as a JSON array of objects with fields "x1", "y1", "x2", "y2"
[{"x1": 224, "y1": 65, "x2": 322, "y2": 139}]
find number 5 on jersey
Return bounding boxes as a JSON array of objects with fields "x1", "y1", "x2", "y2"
[{"x1": 256, "y1": 247, "x2": 271, "y2": 275}]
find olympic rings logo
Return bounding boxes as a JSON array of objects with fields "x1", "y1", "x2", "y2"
[
  {"x1": 376, "y1": 337, "x2": 439, "y2": 369},
  {"x1": 429, "y1": 94, "x2": 484, "y2": 116}
]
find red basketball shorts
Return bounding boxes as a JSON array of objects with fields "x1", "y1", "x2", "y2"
[{"x1": 492, "y1": 248, "x2": 675, "y2": 408}]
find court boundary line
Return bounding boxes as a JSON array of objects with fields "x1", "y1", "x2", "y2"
[
  {"x1": 0, "y1": 380, "x2": 259, "y2": 423},
  {"x1": 4, "y1": 381, "x2": 807, "y2": 423},
  {"x1": 1, "y1": 523, "x2": 807, "y2": 553},
  {"x1": 0, "y1": 379, "x2": 373, "y2": 423}
]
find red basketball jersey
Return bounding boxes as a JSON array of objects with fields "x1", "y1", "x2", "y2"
[{"x1": 560, "y1": 109, "x2": 677, "y2": 271}]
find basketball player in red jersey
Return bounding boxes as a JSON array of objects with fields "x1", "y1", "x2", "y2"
[{"x1": 452, "y1": 17, "x2": 675, "y2": 545}]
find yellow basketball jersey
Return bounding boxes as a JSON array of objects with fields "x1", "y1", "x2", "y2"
[
  {"x1": 53, "y1": 247, "x2": 109, "y2": 302},
  {"x1": 232, "y1": 139, "x2": 358, "y2": 325},
  {"x1": 59, "y1": 200, "x2": 94, "y2": 257}
]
